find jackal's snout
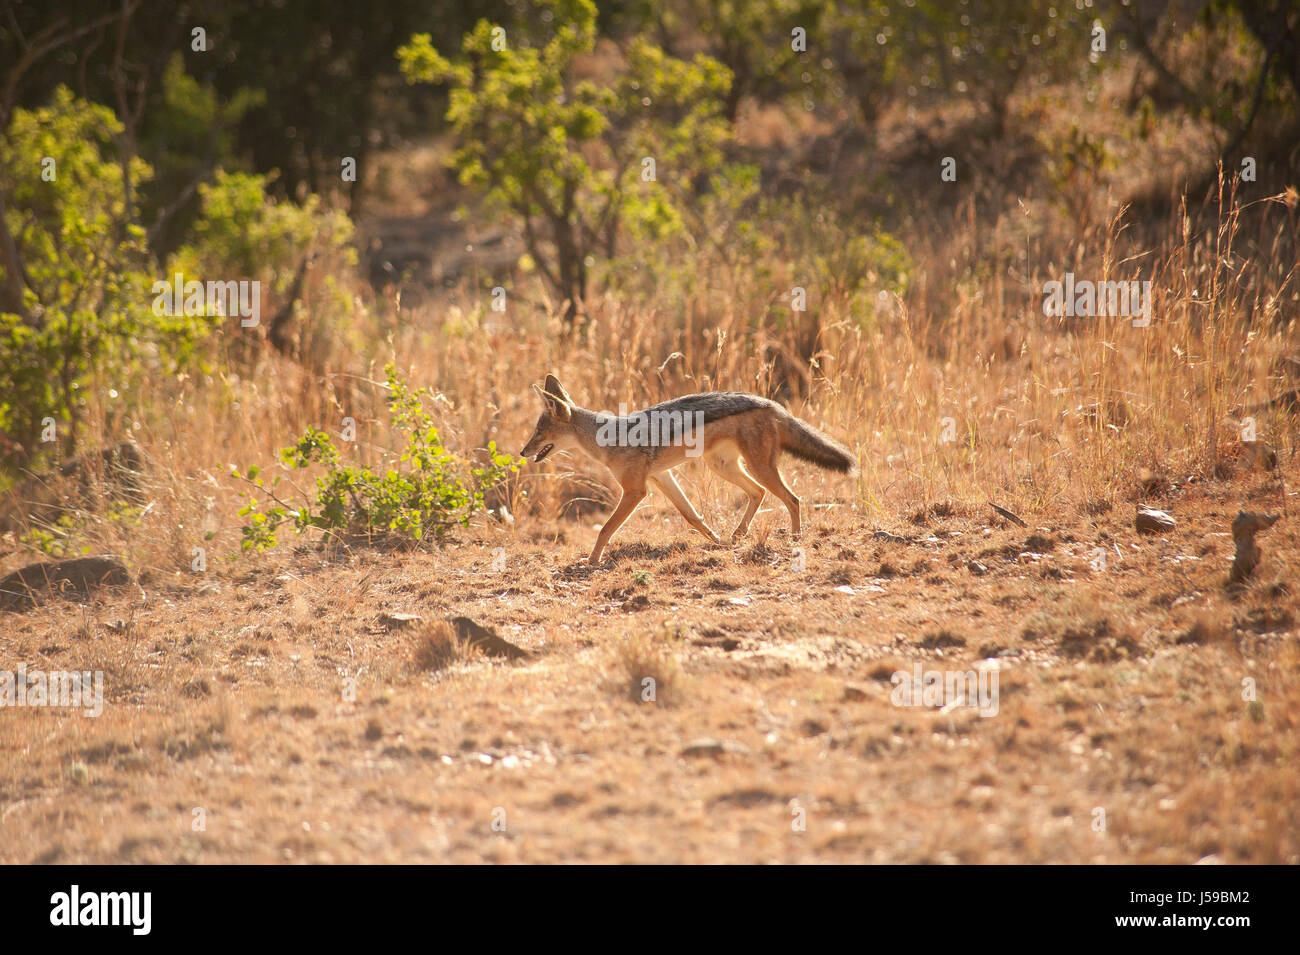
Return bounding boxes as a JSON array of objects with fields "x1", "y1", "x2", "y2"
[{"x1": 521, "y1": 373, "x2": 575, "y2": 465}]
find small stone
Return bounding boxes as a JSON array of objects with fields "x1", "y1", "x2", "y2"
[
  {"x1": 681, "y1": 737, "x2": 751, "y2": 758},
  {"x1": 799, "y1": 719, "x2": 829, "y2": 737},
  {"x1": 1135, "y1": 506, "x2": 1175, "y2": 534},
  {"x1": 380, "y1": 612, "x2": 423, "y2": 629}
]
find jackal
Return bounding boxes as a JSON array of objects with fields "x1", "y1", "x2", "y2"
[{"x1": 521, "y1": 374, "x2": 857, "y2": 564}]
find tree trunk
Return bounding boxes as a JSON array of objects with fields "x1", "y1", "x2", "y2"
[{"x1": 0, "y1": 190, "x2": 31, "y2": 322}]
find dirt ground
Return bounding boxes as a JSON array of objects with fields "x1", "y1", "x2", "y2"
[{"x1": 1, "y1": 460, "x2": 1296, "y2": 864}]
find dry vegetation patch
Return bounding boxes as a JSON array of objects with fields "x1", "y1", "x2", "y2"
[{"x1": 1, "y1": 466, "x2": 1296, "y2": 863}]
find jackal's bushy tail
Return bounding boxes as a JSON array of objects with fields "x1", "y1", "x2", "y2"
[{"x1": 779, "y1": 415, "x2": 858, "y2": 474}]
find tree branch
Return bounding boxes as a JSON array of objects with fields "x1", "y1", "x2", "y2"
[
  {"x1": 0, "y1": 10, "x2": 125, "y2": 131},
  {"x1": 1219, "y1": 40, "x2": 1279, "y2": 164}
]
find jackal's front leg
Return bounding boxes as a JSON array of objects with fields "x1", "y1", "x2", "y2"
[
  {"x1": 588, "y1": 483, "x2": 646, "y2": 565},
  {"x1": 649, "y1": 471, "x2": 721, "y2": 544}
]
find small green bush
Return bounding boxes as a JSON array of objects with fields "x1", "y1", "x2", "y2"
[{"x1": 232, "y1": 364, "x2": 519, "y2": 551}]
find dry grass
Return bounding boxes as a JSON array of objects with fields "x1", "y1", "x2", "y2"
[
  {"x1": 409, "y1": 621, "x2": 480, "y2": 674},
  {"x1": 608, "y1": 623, "x2": 685, "y2": 706}
]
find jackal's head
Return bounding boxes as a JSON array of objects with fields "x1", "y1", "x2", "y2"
[{"x1": 521, "y1": 374, "x2": 577, "y2": 463}]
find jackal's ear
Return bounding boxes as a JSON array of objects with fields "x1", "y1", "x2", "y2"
[
  {"x1": 543, "y1": 373, "x2": 572, "y2": 405},
  {"x1": 532, "y1": 383, "x2": 572, "y2": 421}
]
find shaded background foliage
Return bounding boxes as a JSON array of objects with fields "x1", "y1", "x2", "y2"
[{"x1": 1, "y1": 0, "x2": 1297, "y2": 479}]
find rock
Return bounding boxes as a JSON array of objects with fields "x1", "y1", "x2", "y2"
[
  {"x1": 967, "y1": 560, "x2": 988, "y2": 576},
  {"x1": 842, "y1": 683, "x2": 869, "y2": 702},
  {"x1": 681, "y1": 737, "x2": 752, "y2": 758},
  {"x1": 871, "y1": 530, "x2": 910, "y2": 544},
  {"x1": 449, "y1": 616, "x2": 533, "y2": 660},
  {"x1": 799, "y1": 718, "x2": 829, "y2": 737},
  {"x1": 380, "y1": 611, "x2": 424, "y2": 630},
  {"x1": 0, "y1": 556, "x2": 129, "y2": 610},
  {"x1": 1135, "y1": 506, "x2": 1175, "y2": 534},
  {"x1": 918, "y1": 630, "x2": 966, "y2": 650},
  {"x1": 1229, "y1": 511, "x2": 1280, "y2": 583},
  {"x1": 1241, "y1": 440, "x2": 1278, "y2": 470}
]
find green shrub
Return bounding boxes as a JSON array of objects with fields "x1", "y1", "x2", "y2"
[
  {"x1": 232, "y1": 364, "x2": 520, "y2": 551},
  {"x1": 168, "y1": 169, "x2": 353, "y2": 291},
  {"x1": 0, "y1": 87, "x2": 219, "y2": 469}
]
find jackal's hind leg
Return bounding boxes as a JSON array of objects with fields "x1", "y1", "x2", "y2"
[
  {"x1": 705, "y1": 452, "x2": 765, "y2": 541},
  {"x1": 741, "y1": 453, "x2": 801, "y2": 538},
  {"x1": 650, "y1": 471, "x2": 721, "y2": 543}
]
